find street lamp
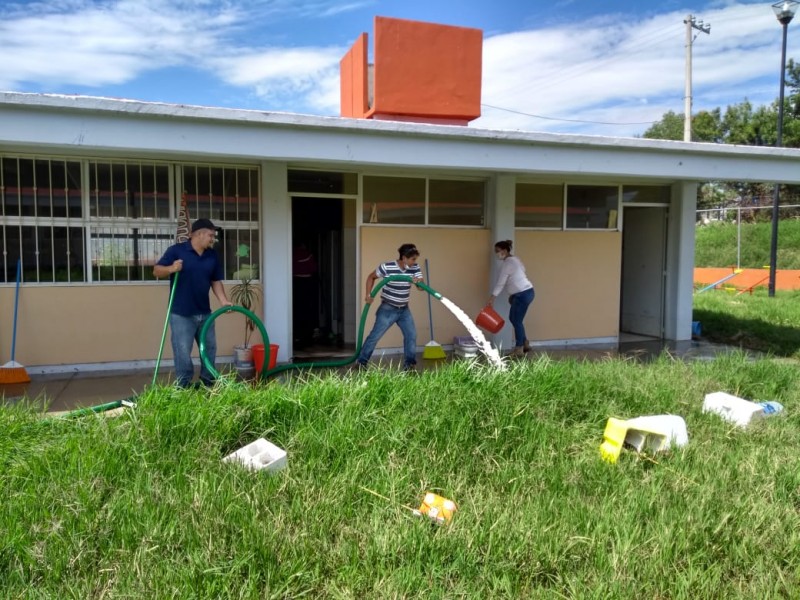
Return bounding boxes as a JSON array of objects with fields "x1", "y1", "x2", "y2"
[{"x1": 768, "y1": 0, "x2": 798, "y2": 297}]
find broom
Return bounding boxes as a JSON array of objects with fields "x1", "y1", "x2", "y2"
[
  {"x1": 422, "y1": 258, "x2": 446, "y2": 360},
  {"x1": 0, "y1": 259, "x2": 30, "y2": 384}
]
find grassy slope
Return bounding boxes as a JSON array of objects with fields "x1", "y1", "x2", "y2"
[
  {"x1": 693, "y1": 288, "x2": 800, "y2": 360},
  {"x1": 695, "y1": 219, "x2": 800, "y2": 269},
  {"x1": 3, "y1": 358, "x2": 800, "y2": 598}
]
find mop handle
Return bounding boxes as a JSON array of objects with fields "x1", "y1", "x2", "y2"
[
  {"x1": 10, "y1": 258, "x2": 21, "y2": 361},
  {"x1": 152, "y1": 271, "x2": 179, "y2": 387},
  {"x1": 425, "y1": 258, "x2": 434, "y2": 338}
]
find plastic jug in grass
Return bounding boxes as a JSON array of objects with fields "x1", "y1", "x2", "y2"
[{"x1": 758, "y1": 401, "x2": 784, "y2": 417}]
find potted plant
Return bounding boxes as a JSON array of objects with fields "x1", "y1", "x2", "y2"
[{"x1": 229, "y1": 244, "x2": 261, "y2": 372}]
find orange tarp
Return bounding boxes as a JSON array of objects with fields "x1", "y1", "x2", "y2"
[{"x1": 694, "y1": 267, "x2": 800, "y2": 291}]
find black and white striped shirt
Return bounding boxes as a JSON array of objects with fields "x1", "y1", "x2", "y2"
[{"x1": 376, "y1": 261, "x2": 423, "y2": 307}]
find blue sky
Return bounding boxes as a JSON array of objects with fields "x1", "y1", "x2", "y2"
[{"x1": 1, "y1": 0, "x2": 797, "y2": 137}]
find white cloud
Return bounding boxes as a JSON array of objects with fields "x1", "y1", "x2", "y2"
[
  {"x1": 0, "y1": 1, "x2": 795, "y2": 136},
  {"x1": 0, "y1": 0, "x2": 361, "y2": 89},
  {"x1": 474, "y1": 3, "x2": 795, "y2": 136},
  {"x1": 210, "y1": 47, "x2": 343, "y2": 112},
  {"x1": 0, "y1": 0, "x2": 238, "y2": 88}
]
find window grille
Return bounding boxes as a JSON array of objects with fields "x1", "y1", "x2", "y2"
[
  {"x1": 181, "y1": 165, "x2": 260, "y2": 280},
  {"x1": 0, "y1": 156, "x2": 260, "y2": 284},
  {"x1": 1, "y1": 157, "x2": 84, "y2": 283}
]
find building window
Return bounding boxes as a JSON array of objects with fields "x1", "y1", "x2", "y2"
[
  {"x1": 566, "y1": 185, "x2": 619, "y2": 229},
  {"x1": 429, "y1": 179, "x2": 485, "y2": 226},
  {"x1": 515, "y1": 183, "x2": 563, "y2": 228},
  {"x1": 2, "y1": 224, "x2": 85, "y2": 283},
  {"x1": 88, "y1": 161, "x2": 173, "y2": 282},
  {"x1": 622, "y1": 185, "x2": 671, "y2": 204},
  {"x1": 363, "y1": 176, "x2": 425, "y2": 224},
  {"x1": 1, "y1": 157, "x2": 84, "y2": 282},
  {"x1": 363, "y1": 175, "x2": 485, "y2": 226},
  {"x1": 182, "y1": 165, "x2": 260, "y2": 280},
  {"x1": 0, "y1": 157, "x2": 260, "y2": 284}
]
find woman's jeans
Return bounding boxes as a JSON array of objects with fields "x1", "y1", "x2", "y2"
[
  {"x1": 509, "y1": 287, "x2": 535, "y2": 348},
  {"x1": 170, "y1": 313, "x2": 217, "y2": 387},
  {"x1": 358, "y1": 302, "x2": 417, "y2": 367}
]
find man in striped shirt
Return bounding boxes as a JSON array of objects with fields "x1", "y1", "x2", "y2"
[{"x1": 356, "y1": 243, "x2": 424, "y2": 371}]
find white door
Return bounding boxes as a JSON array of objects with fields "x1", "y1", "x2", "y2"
[{"x1": 621, "y1": 207, "x2": 667, "y2": 337}]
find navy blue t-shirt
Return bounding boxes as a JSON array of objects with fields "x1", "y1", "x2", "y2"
[{"x1": 157, "y1": 241, "x2": 225, "y2": 316}]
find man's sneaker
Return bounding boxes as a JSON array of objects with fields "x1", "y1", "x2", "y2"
[{"x1": 402, "y1": 364, "x2": 418, "y2": 375}]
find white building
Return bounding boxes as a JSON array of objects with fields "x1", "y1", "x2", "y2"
[{"x1": 0, "y1": 92, "x2": 798, "y2": 372}]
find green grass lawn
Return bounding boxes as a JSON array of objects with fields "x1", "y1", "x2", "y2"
[
  {"x1": 693, "y1": 288, "x2": 800, "y2": 360},
  {"x1": 695, "y1": 219, "x2": 800, "y2": 269},
  {"x1": 3, "y1": 355, "x2": 800, "y2": 598}
]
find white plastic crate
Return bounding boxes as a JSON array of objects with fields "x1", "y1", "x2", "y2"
[{"x1": 223, "y1": 437, "x2": 287, "y2": 472}]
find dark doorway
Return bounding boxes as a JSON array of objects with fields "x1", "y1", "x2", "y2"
[{"x1": 292, "y1": 197, "x2": 346, "y2": 357}]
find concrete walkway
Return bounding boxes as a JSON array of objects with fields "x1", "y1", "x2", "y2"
[{"x1": 0, "y1": 339, "x2": 760, "y2": 414}]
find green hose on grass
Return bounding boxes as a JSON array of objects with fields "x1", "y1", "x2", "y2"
[
  {"x1": 198, "y1": 275, "x2": 443, "y2": 382},
  {"x1": 57, "y1": 272, "x2": 179, "y2": 419}
]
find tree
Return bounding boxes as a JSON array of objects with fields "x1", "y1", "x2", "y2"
[
  {"x1": 642, "y1": 110, "x2": 683, "y2": 140},
  {"x1": 642, "y1": 109, "x2": 721, "y2": 142}
]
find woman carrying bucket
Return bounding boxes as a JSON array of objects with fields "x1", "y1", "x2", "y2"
[{"x1": 488, "y1": 240, "x2": 535, "y2": 357}]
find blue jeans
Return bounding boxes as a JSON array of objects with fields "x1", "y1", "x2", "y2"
[
  {"x1": 358, "y1": 302, "x2": 417, "y2": 367},
  {"x1": 509, "y1": 287, "x2": 535, "y2": 348},
  {"x1": 169, "y1": 313, "x2": 217, "y2": 387}
]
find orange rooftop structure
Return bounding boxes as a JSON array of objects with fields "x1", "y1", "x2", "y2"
[{"x1": 340, "y1": 16, "x2": 483, "y2": 125}]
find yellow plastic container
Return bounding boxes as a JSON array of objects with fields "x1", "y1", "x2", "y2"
[
  {"x1": 417, "y1": 492, "x2": 457, "y2": 524},
  {"x1": 599, "y1": 417, "x2": 671, "y2": 464}
]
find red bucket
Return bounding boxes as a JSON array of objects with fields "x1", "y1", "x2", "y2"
[
  {"x1": 476, "y1": 305, "x2": 505, "y2": 334},
  {"x1": 252, "y1": 344, "x2": 279, "y2": 371}
]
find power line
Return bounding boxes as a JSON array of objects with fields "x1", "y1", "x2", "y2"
[{"x1": 480, "y1": 103, "x2": 658, "y2": 126}]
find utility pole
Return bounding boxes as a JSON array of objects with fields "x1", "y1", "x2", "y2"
[{"x1": 684, "y1": 14, "x2": 711, "y2": 142}]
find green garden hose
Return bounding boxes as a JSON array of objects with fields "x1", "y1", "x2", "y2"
[
  {"x1": 198, "y1": 275, "x2": 443, "y2": 382},
  {"x1": 57, "y1": 272, "x2": 179, "y2": 418},
  {"x1": 152, "y1": 271, "x2": 180, "y2": 387},
  {"x1": 56, "y1": 275, "x2": 442, "y2": 419}
]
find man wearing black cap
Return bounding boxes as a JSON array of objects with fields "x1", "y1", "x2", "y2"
[{"x1": 154, "y1": 218, "x2": 233, "y2": 388}]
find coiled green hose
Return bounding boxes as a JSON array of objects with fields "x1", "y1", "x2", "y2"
[{"x1": 199, "y1": 274, "x2": 443, "y2": 381}]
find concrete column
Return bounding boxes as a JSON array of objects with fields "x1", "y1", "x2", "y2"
[
  {"x1": 664, "y1": 181, "x2": 697, "y2": 340},
  {"x1": 488, "y1": 174, "x2": 516, "y2": 350},
  {"x1": 260, "y1": 162, "x2": 291, "y2": 361}
]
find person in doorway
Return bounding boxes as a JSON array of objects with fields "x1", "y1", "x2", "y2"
[
  {"x1": 356, "y1": 243, "x2": 424, "y2": 371},
  {"x1": 292, "y1": 241, "x2": 319, "y2": 349},
  {"x1": 488, "y1": 240, "x2": 535, "y2": 357},
  {"x1": 154, "y1": 218, "x2": 233, "y2": 388}
]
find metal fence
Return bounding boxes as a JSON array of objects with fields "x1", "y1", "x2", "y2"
[{"x1": 696, "y1": 203, "x2": 800, "y2": 269}]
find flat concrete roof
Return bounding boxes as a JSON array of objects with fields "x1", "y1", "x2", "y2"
[{"x1": 1, "y1": 91, "x2": 799, "y2": 183}]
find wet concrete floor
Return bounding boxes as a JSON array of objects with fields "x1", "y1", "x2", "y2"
[{"x1": 0, "y1": 338, "x2": 762, "y2": 414}]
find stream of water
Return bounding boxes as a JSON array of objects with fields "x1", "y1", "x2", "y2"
[{"x1": 439, "y1": 297, "x2": 506, "y2": 370}]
